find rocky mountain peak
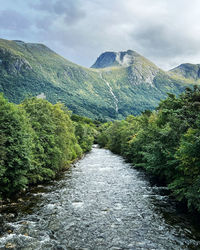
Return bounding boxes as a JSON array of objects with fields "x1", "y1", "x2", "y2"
[
  {"x1": 91, "y1": 49, "x2": 161, "y2": 87},
  {"x1": 91, "y1": 50, "x2": 143, "y2": 69}
]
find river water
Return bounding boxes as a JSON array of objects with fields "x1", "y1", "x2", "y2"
[{"x1": 0, "y1": 146, "x2": 200, "y2": 249}]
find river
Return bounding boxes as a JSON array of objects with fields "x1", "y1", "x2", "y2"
[{"x1": 0, "y1": 146, "x2": 200, "y2": 249}]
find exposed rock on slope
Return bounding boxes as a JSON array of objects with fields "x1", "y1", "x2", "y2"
[
  {"x1": 92, "y1": 50, "x2": 154, "y2": 68},
  {"x1": 91, "y1": 50, "x2": 160, "y2": 86}
]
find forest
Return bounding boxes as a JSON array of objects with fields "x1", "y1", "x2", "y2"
[
  {"x1": 0, "y1": 95, "x2": 97, "y2": 200},
  {"x1": 97, "y1": 86, "x2": 200, "y2": 213}
]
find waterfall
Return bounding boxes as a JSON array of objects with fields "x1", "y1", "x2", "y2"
[{"x1": 100, "y1": 73, "x2": 119, "y2": 113}]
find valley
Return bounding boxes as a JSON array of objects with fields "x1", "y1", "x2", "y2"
[{"x1": 0, "y1": 38, "x2": 198, "y2": 120}]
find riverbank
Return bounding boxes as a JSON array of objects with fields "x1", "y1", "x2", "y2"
[
  {"x1": 0, "y1": 151, "x2": 88, "y2": 208},
  {"x1": 97, "y1": 86, "x2": 200, "y2": 215},
  {"x1": 0, "y1": 95, "x2": 97, "y2": 201}
]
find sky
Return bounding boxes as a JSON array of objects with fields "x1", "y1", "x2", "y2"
[{"x1": 1, "y1": 0, "x2": 200, "y2": 70}]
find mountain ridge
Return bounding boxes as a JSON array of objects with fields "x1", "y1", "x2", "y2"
[
  {"x1": 0, "y1": 38, "x2": 198, "y2": 120},
  {"x1": 170, "y1": 63, "x2": 200, "y2": 81}
]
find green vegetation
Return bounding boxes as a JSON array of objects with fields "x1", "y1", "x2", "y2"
[
  {"x1": 170, "y1": 63, "x2": 200, "y2": 81},
  {"x1": 71, "y1": 114, "x2": 98, "y2": 152},
  {"x1": 0, "y1": 95, "x2": 96, "y2": 199},
  {"x1": 0, "y1": 94, "x2": 33, "y2": 196},
  {"x1": 0, "y1": 39, "x2": 196, "y2": 120},
  {"x1": 97, "y1": 86, "x2": 200, "y2": 213}
]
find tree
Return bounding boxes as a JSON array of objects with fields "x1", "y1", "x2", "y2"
[
  {"x1": 21, "y1": 98, "x2": 82, "y2": 183},
  {"x1": 0, "y1": 94, "x2": 33, "y2": 197}
]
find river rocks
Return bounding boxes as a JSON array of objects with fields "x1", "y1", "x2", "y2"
[
  {"x1": 5, "y1": 242, "x2": 16, "y2": 249},
  {"x1": 5, "y1": 214, "x2": 15, "y2": 219}
]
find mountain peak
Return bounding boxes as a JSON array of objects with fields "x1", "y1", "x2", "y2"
[
  {"x1": 91, "y1": 50, "x2": 143, "y2": 69},
  {"x1": 170, "y1": 63, "x2": 200, "y2": 80}
]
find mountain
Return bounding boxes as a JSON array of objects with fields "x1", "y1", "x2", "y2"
[
  {"x1": 91, "y1": 50, "x2": 141, "y2": 68},
  {"x1": 170, "y1": 63, "x2": 200, "y2": 81},
  {"x1": 0, "y1": 38, "x2": 195, "y2": 120},
  {"x1": 92, "y1": 50, "x2": 155, "y2": 69},
  {"x1": 91, "y1": 50, "x2": 161, "y2": 87},
  {"x1": 0, "y1": 39, "x2": 114, "y2": 119}
]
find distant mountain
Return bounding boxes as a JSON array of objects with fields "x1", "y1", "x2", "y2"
[
  {"x1": 0, "y1": 38, "x2": 196, "y2": 120},
  {"x1": 91, "y1": 50, "x2": 160, "y2": 87},
  {"x1": 170, "y1": 63, "x2": 200, "y2": 81},
  {"x1": 91, "y1": 50, "x2": 141, "y2": 68},
  {"x1": 92, "y1": 50, "x2": 155, "y2": 69}
]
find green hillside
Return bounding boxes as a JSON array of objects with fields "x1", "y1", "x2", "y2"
[
  {"x1": 170, "y1": 63, "x2": 200, "y2": 82},
  {"x1": 0, "y1": 38, "x2": 196, "y2": 120}
]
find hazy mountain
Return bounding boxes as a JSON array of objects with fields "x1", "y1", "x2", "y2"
[
  {"x1": 170, "y1": 63, "x2": 200, "y2": 81},
  {"x1": 0, "y1": 38, "x2": 195, "y2": 120}
]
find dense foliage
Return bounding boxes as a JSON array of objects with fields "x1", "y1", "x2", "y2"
[
  {"x1": 0, "y1": 94, "x2": 33, "y2": 196},
  {"x1": 0, "y1": 95, "x2": 96, "y2": 199},
  {"x1": 71, "y1": 114, "x2": 98, "y2": 152},
  {"x1": 97, "y1": 86, "x2": 200, "y2": 213}
]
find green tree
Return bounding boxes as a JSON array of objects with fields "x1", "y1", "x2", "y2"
[
  {"x1": 0, "y1": 94, "x2": 33, "y2": 197},
  {"x1": 22, "y1": 98, "x2": 82, "y2": 183},
  {"x1": 170, "y1": 127, "x2": 200, "y2": 212}
]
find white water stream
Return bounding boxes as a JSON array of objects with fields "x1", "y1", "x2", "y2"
[{"x1": 100, "y1": 73, "x2": 119, "y2": 113}]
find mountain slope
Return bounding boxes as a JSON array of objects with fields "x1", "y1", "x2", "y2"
[
  {"x1": 0, "y1": 39, "x2": 118, "y2": 119},
  {"x1": 170, "y1": 63, "x2": 200, "y2": 81},
  {"x1": 0, "y1": 38, "x2": 195, "y2": 120}
]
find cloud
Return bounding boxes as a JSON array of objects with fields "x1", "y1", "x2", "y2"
[
  {"x1": 31, "y1": 0, "x2": 85, "y2": 25},
  {"x1": 122, "y1": 0, "x2": 200, "y2": 68},
  {"x1": 0, "y1": 10, "x2": 31, "y2": 31},
  {"x1": 1, "y1": 0, "x2": 200, "y2": 70}
]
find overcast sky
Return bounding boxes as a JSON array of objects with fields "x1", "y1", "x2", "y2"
[{"x1": 1, "y1": 0, "x2": 200, "y2": 70}]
